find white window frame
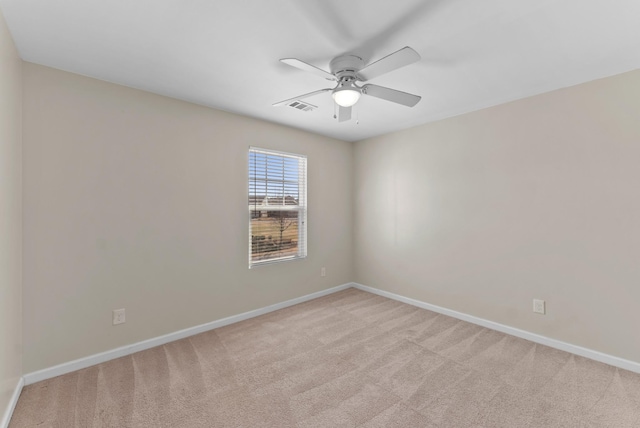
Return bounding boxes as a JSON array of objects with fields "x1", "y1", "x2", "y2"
[{"x1": 248, "y1": 147, "x2": 307, "y2": 268}]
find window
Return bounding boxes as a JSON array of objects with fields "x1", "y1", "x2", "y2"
[{"x1": 248, "y1": 147, "x2": 307, "y2": 267}]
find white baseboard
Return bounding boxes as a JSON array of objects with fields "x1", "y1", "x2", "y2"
[
  {"x1": 24, "y1": 280, "x2": 639, "y2": 388},
  {"x1": 1, "y1": 377, "x2": 24, "y2": 428},
  {"x1": 353, "y1": 283, "x2": 640, "y2": 374},
  {"x1": 23, "y1": 283, "x2": 352, "y2": 385}
]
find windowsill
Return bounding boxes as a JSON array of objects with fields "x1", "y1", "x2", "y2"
[{"x1": 249, "y1": 254, "x2": 306, "y2": 269}]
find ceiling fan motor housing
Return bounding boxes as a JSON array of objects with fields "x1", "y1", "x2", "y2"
[{"x1": 330, "y1": 55, "x2": 365, "y2": 81}]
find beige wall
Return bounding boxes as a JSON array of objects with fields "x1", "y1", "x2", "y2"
[
  {"x1": 22, "y1": 63, "x2": 353, "y2": 372},
  {"x1": 0, "y1": 7, "x2": 22, "y2": 420},
  {"x1": 17, "y1": 50, "x2": 640, "y2": 373},
  {"x1": 354, "y1": 69, "x2": 640, "y2": 363}
]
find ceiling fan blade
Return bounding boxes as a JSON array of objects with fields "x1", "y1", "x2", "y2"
[
  {"x1": 280, "y1": 58, "x2": 337, "y2": 81},
  {"x1": 272, "y1": 88, "x2": 332, "y2": 107},
  {"x1": 362, "y1": 84, "x2": 421, "y2": 107},
  {"x1": 338, "y1": 106, "x2": 352, "y2": 122},
  {"x1": 357, "y1": 47, "x2": 421, "y2": 82}
]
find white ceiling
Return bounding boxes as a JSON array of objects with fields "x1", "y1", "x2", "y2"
[{"x1": 2, "y1": 0, "x2": 640, "y2": 142}]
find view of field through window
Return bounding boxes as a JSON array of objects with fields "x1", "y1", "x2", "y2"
[{"x1": 249, "y1": 149, "x2": 306, "y2": 265}]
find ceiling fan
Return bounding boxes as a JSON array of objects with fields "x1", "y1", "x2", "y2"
[{"x1": 273, "y1": 46, "x2": 422, "y2": 122}]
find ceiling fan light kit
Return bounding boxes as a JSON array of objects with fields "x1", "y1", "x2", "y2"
[
  {"x1": 274, "y1": 46, "x2": 422, "y2": 122},
  {"x1": 332, "y1": 85, "x2": 361, "y2": 107}
]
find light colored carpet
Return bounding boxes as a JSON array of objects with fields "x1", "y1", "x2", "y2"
[{"x1": 10, "y1": 288, "x2": 640, "y2": 427}]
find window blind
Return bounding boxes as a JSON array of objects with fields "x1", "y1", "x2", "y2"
[{"x1": 248, "y1": 147, "x2": 307, "y2": 267}]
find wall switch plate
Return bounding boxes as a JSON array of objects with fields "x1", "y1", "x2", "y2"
[
  {"x1": 113, "y1": 308, "x2": 126, "y2": 325},
  {"x1": 533, "y1": 299, "x2": 546, "y2": 315},
  {"x1": 321, "y1": 267, "x2": 326, "y2": 277}
]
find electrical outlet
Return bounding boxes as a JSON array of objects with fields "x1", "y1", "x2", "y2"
[
  {"x1": 113, "y1": 308, "x2": 126, "y2": 325},
  {"x1": 321, "y1": 267, "x2": 326, "y2": 277},
  {"x1": 533, "y1": 299, "x2": 546, "y2": 315}
]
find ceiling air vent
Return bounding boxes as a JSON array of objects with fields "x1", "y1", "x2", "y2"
[{"x1": 287, "y1": 100, "x2": 317, "y2": 112}]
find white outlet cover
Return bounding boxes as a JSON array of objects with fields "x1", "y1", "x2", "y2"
[
  {"x1": 533, "y1": 299, "x2": 546, "y2": 315},
  {"x1": 113, "y1": 308, "x2": 126, "y2": 325}
]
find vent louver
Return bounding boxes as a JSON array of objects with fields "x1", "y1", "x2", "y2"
[{"x1": 287, "y1": 100, "x2": 317, "y2": 112}]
